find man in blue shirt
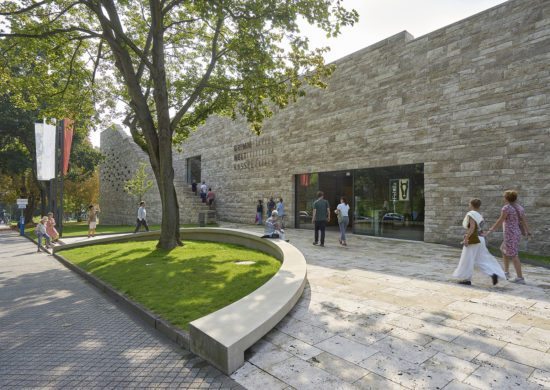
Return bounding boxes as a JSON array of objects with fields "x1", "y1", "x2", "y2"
[{"x1": 312, "y1": 191, "x2": 330, "y2": 247}]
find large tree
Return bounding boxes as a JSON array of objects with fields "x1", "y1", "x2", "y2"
[{"x1": 1, "y1": 0, "x2": 358, "y2": 249}]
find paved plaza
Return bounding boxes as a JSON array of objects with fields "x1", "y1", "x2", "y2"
[
  {"x1": 1, "y1": 224, "x2": 549, "y2": 389},
  {"x1": 227, "y1": 225, "x2": 550, "y2": 390}
]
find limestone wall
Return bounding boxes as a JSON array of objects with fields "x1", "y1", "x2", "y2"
[
  {"x1": 99, "y1": 127, "x2": 211, "y2": 226},
  {"x1": 100, "y1": 0, "x2": 550, "y2": 254}
]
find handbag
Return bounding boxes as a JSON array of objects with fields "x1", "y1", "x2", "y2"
[
  {"x1": 336, "y1": 209, "x2": 343, "y2": 224},
  {"x1": 512, "y1": 205, "x2": 527, "y2": 237}
]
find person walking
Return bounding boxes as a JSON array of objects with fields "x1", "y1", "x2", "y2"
[
  {"x1": 200, "y1": 181, "x2": 208, "y2": 203},
  {"x1": 87, "y1": 205, "x2": 99, "y2": 238},
  {"x1": 312, "y1": 191, "x2": 330, "y2": 247},
  {"x1": 256, "y1": 200, "x2": 264, "y2": 225},
  {"x1": 206, "y1": 188, "x2": 215, "y2": 208},
  {"x1": 134, "y1": 201, "x2": 149, "y2": 233},
  {"x1": 452, "y1": 199, "x2": 506, "y2": 286},
  {"x1": 485, "y1": 190, "x2": 532, "y2": 284},
  {"x1": 191, "y1": 179, "x2": 198, "y2": 196},
  {"x1": 35, "y1": 217, "x2": 51, "y2": 252},
  {"x1": 335, "y1": 196, "x2": 350, "y2": 246},
  {"x1": 267, "y1": 197, "x2": 276, "y2": 217},
  {"x1": 46, "y1": 212, "x2": 59, "y2": 242},
  {"x1": 276, "y1": 197, "x2": 285, "y2": 228}
]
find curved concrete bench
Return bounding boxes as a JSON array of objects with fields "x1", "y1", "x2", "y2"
[
  {"x1": 53, "y1": 228, "x2": 307, "y2": 375},
  {"x1": 183, "y1": 228, "x2": 307, "y2": 374}
]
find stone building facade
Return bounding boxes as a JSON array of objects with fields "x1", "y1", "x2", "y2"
[{"x1": 100, "y1": 0, "x2": 550, "y2": 255}]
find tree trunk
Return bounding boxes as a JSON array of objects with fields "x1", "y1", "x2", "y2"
[
  {"x1": 156, "y1": 135, "x2": 182, "y2": 249},
  {"x1": 24, "y1": 193, "x2": 35, "y2": 224}
]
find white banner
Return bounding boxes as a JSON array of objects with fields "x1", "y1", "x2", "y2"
[{"x1": 35, "y1": 122, "x2": 56, "y2": 180}]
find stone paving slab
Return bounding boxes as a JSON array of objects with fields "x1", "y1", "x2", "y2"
[
  {"x1": 0, "y1": 232, "x2": 243, "y2": 389},
  {"x1": 221, "y1": 224, "x2": 549, "y2": 390}
]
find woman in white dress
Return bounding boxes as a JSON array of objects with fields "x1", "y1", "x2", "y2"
[{"x1": 453, "y1": 198, "x2": 505, "y2": 286}]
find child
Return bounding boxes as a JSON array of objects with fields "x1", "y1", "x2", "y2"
[
  {"x1": 452, "y1": 198, "x2": 505, "y2": 286},
  {"x1": 46, "y1": 212, "x2": 59, "y2": 242},
  {"x1": 87, "y1": 205, "x2": 99, "y2": 238},
  {"x1": 35, "y1": 217, "x2": 51, "y2": 252}
]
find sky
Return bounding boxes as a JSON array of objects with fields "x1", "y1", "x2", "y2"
[{"x1": 90, "y1": 0, "x2": 507, "y2": 147}]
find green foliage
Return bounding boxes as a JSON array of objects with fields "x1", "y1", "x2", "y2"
[
  {"x1": 1, "y1": 0, "x2": 358, "y2": 248},
  {"x1": 61, "y1": 240, "x2": 281, "y2": 329},
  {"x1": 124, "y1": 161, "x2": 154, "y2": 202}
]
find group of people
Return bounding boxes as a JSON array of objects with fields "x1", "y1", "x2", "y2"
[
  {"x1": 257, "y1": 197, "x2": 285, "y2": 225},
  {"x1": 35, "y1": 212, "x2": 59, "y2": 252},
  {"x1": 192, "y1": 180, "x2": 215, "y2": 208},
  {"x1": 453, "y1": 190, "x2": 531, "y2": 285},
  {"x1": 308, "y1": 191, "x2": 350, "y2": 247}
]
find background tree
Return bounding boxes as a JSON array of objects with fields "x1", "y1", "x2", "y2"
[
  {"x1": 64, "y1": 170, "x2": 99, "y2": 220},
  {"x1": 1, "y1": 1, "x2": 358, "y2": 249},
  {"x1": 124, "y1": 161, "x2": 154, "y2": 202},
  {"x1": 0, "y1": 94, "x2": 103, "y2": 223}
]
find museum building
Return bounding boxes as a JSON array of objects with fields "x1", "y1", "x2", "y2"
[{"x1": 100, "y1": 0, "x2": 550, "y2": 255}]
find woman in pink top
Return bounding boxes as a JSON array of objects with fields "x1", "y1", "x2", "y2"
[
  {"x1": 46, "y1": 212, "x2": 59, "y2": 241},
  {"x1": 486, "y1": 190, "x2": 532, "y2": 284}
]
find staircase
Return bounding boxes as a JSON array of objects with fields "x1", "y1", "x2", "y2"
[{"x1": 178, "y1": 187, "x2": 216, "y2": 225}]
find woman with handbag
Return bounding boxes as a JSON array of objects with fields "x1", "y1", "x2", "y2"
[
  {"x1": 486, "y1": 190, "x2": 532, "y2": 284},
  {"x1": 452, "y1": 199, "x2": 505, "y2": 286}
]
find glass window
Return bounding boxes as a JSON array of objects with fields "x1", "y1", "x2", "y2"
[
  {"x1": 295, "y1": 173, "x2": 319, "y2": 229},
  {"x1": 353, "y1": 164, "x2": 424, "y2": 241}
]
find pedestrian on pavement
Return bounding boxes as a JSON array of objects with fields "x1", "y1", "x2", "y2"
[
  {"x1": 256, "y1": 200, "x2": 264, "y2": 225},
  {"x1": 267, "y1": 197, "x2": 276, "y2": 217},
  {"x1": 46, "y1": 212, "x2": 59, "y2": 242},
  {"x1": 452, "y1": 198, "x2": 506, "y2": 286},
  {"x1": 35, "y1": 217, "x2": 51, "y2": 252},
  {"x1": 335, "y1": 196, "x2": 350, "y2": 246},
  {"x1": 134, "y1": 201, "x2": 149, "y2": 233},
  {"x1": 206, "y1": 188, "x2": 215, "y2": 208},
  {"x1": 276, "y1": 197, "x2": 285, "y2": 228},
  {"x1": 312, "y1": 191, "x2": 330, "y2": 247},
  {"x1": 191, "y1": 179, "x2": 197, "y2": 195},
  {"x1": 87, "y1": 204, "x2": 99, "y2": 238},
  {"x1": 200, "y1": 181, "x2": 208, "y2": 203},
  {"x1": 485, "y1": 190, "x2": 532, "y2": 284}
]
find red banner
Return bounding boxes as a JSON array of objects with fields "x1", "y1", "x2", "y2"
[{"x1": 62, "y1": 119, "x2": 74, "y2": 175}]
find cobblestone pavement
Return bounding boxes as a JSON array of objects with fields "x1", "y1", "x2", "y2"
[
  {"x1": 0, "y1": 231, "x2": 243, "y2": 389},
  {"x1": 220, "y1": 225, "x2": 550, "y2": 390}
]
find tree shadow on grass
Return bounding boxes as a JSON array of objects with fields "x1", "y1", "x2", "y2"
[{"x1": 61, "y1": 242, "x2": 280, "y2": 330}]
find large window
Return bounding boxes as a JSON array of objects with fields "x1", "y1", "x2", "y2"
[
  {"x1": 295, "y1": 164, "x2": 425, "y2": 241},
  {"x1": 353, "y1": 164, "x2": 424, "y2": 240},
  {"x1": 186, "y1": 155, "x2": 201, "y2": 184}
]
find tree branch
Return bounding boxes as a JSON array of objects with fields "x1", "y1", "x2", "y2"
[
  {"x1": 51, "y1": 40, "x2": 83, "y2": 98},
  {"x1": 170, "y1": 12, "x2": 224, "y2": 132},
  {"x1": 0, "y1": 0, "x2": 52, "y2": 16}
]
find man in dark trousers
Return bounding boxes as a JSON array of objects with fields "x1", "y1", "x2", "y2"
[
  {"x1": 312, "y1": 191, "x2": 330, "y2": 247},
  {"x1": 134, "y1": 201, "x2": 149, "y2": 233}
]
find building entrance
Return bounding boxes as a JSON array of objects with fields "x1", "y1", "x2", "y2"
[
  {"x1": 295, "y1": 171, "x2": 353, "y2": 229},
  {"x1": 295, "y1": 164, "x2": 425, "y2": 241}
]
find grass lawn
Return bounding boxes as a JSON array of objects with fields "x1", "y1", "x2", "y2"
[
  {"x1": 61, "y1": 240, "x2": 281, "y2": 329},
  {"x1": 26, "y1": 222, "x2": 160, "y2": 239},
  {"x1": 26, "y1": 221, "x2": 217, "y2": 240},
  {"x1": 488, "y1": 246, "x2": 550, "y2": 267}
]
